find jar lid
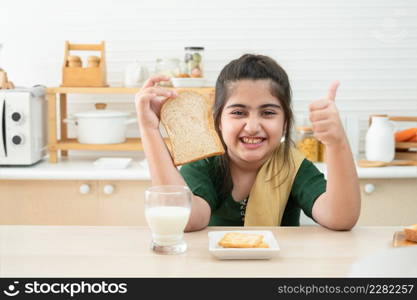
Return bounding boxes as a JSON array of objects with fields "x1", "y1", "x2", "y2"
[
  {"x1": 74, "y1": 110, "x2": 129, "y2": 118},
  {"x1": 296, "y1": 126, "x2": 313, "y2": 132},
  {"x1": 184, "y1": 47, "x2": 204, "y2": 50}
]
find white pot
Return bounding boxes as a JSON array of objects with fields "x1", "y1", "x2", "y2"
[{"x1": 64, "y1": 110, "x2": 137, "y2": 144}]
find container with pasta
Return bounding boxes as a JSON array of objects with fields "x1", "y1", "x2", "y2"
[{"x1": 296, "y1": 126, "x2": 319, "y2": 162}]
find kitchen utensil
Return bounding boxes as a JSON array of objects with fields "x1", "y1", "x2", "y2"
[
  {"x1": 145, "y1": 185, "x2": 192, "y2": 254},
  {"x1": 64, "y1": 104, "x2": 136, "y2": 144},
  {"x1": 365, "y1": 115, "x2": 396, "y2": 162},
  {"x1": 392, "y1": 231, "x2": 417, "y2": 247},
  {"x1": 357, "y1": 159, "x2": 417, "y2": 167},
  {"x1": 208, "y1": 230, "x2": 280, "y2": 260},
  {"x1": 61, "y1": 41, "x2": 108, "y2": 87},
  {"x1": 0, "y1": 86, "x2": 47, "y2": 165},
  {"x1": 184, "y1": 46, "x2": 204, "y2": 77},
  {"x1": 87, "y1": 56, "x2": 100, "y2": 68},
  {"x1": 296, "y1": 126, "x2": 319, "y2": 162},
  {"x1": 123, "y1": 60, "x2": 149, "y2": 87}
]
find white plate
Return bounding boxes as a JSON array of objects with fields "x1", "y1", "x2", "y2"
[
  {"x1": 171, "y1": 77, "x2": 206, "y2": 87},
  {"x1": 93, "y1": 157, "x2": 132, "y2": 169},
  {"x1": 208, "y1": 230, "x2": 280, "y2": 260}
]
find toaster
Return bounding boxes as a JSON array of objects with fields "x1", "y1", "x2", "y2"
[{"x1": 0, "y1": 86, "x2": 47, "y2": 165}]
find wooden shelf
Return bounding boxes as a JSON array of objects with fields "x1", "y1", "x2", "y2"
[
  {"x1": 48, "y1": 138, "x2": 171, "y2": 151},
  {"x1": 46, "y1": 86, "x2": 213, "y2": 163},
  {"x1": 395, "y1": 142, "x2": 417, "y2": 150},
  {"x1": 46, "y1": 86, "x2": 214, "y2": 94},
  {"x1": 53, "y1": 138, "x2": 144, "y2": 151}
]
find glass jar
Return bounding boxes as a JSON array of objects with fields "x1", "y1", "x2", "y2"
[
  {"x1": 184, "y1": 47, "x2": 204, "y2": 78},
  {"x1": 296, "y1": 126, "x2": 319, "y2": 162},
  {"x1": 318, "y1": 142, "x2": 326, "y2": 162},
  {"x1": 154, "y1": 57, "x2": 180, "y2": 86}
]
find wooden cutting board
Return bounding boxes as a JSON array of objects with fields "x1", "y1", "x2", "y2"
[{"x1": 393, "y1": 231, "x2": 417, "y2": 247}]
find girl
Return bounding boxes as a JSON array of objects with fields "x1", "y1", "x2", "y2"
[{"x1": 135, "y1": 54, "x2": 360, "y2": 231}]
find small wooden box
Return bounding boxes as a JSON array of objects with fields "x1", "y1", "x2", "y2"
[{"x1": 61, "y1": 41, "x2": 108, "y2": 87}]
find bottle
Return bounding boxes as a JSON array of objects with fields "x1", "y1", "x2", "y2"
[
  {"x1": 184, "y1": 47, "x2": 204, "y2": 78},
  {"x1": 365, "y1": 115, "x2": 395, "y2": 162},
  {"x1": 296, "y1": 126, "x2": 319, "y2": 162}
]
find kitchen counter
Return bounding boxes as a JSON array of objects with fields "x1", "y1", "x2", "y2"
[
  {"x1": 0, "y1": 225, "x2": 411, "y2": 277},
  {"x1": 1, "y1": 155, "x2": 416, "y2": 180}
]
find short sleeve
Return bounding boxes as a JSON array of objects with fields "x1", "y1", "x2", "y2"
[
  {"x1": 179, "y1": 158, "x2": 219, "y2": 212},
  {"x1": 290, "y1": 159, "x2": 327, "y2": 220}
]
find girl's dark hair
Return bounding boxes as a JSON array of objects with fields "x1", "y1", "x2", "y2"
[{"x1": 213, "y1": 54, "x2": 294, "y2": 196}]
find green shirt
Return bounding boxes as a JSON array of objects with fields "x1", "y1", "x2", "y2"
[{"x1": 179, "y1": 156, "x2": 326, "y2": 226}]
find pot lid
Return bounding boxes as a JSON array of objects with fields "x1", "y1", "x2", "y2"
[{"x1": 74, "y1": 110, "x2": 130, "y2": 118}]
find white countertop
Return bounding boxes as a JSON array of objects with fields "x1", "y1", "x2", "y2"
[
  {"x1": 0, "y1": 225, "x2": 412, "y2": 277},
  {"x1": 0, "y1": 155, "x2": 416, "y2": 180}
]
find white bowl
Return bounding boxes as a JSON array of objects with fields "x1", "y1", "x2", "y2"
[{"x1": 171, "y1": 77, "x2": 206, "y2": 88}]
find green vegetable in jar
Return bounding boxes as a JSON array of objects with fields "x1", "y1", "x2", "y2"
[{"x1": 192, "y1": 52, "x2": 201, "y2": 63}]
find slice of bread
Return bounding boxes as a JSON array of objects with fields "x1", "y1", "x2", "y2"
[
  {"x1": 161, "y1": 90, "x2": 225, "y2": 166},
  {"x1": 404, "y1": 224, "x2": 417, "y2": 243}
]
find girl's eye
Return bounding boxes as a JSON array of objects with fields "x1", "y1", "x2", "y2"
[
  {"x1": 263, "y1": 110, "x2": 277, "y2": 116},
  {"x1": 231, "y1": 111, "x2": 246, "y2": 116}
]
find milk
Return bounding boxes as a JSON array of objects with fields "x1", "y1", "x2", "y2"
[{"x1": 145, "y1": 206, "x2": 191, "y2": 246}]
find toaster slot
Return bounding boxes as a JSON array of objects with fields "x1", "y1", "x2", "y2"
[{"x1": 1, "y1": 99, "x2": 6, "y2": 157}]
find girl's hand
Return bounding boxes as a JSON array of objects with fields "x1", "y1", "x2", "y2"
[
  {"x1": 135, "y1": 75, "x2": 178, "y2": 130},
  {"x1": 309, "y1": 81, "x2": 347, "y2": 147}
]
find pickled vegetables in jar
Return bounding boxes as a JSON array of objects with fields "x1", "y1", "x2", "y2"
[{"x1": 184, "y1": 47, "x2": 204, "y2": 78}]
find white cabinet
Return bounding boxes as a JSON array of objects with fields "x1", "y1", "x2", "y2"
[
  {"x1": 0, "y1": 180, "x2": 151, "y2": 226},
  {"x1": 357, "y1": 178, "x2": 417, "y2": 226},
  {"x1": 1, "y1": 178, "x2": 416, "y2": 226}
]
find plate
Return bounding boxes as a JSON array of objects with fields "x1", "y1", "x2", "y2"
[
  {"x1": 93, "y1": 157, "x2": 132, "y2": 169},
  {"x1": 171, "y1": 77, "x2": 206, "y2": 87},
  {"x1": 208, "y1": 230, "x2": 280, "y2": 260}
]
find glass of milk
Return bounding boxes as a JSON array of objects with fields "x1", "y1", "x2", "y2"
[{"x1": 145, "y1": 185, "x2": 192, "y2": 254}]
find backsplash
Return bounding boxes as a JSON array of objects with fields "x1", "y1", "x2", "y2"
[{"x1": 1, "y1": 0, "x2": 416, "y2": 156}]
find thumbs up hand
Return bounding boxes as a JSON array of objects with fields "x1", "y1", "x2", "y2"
[{"x1": 309, "y1": 81, "x2": 347, "y2": 147}]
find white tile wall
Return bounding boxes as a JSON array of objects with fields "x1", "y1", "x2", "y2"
[{"x1": 1, "y1": 0, "x2": 417, "y2": 152}]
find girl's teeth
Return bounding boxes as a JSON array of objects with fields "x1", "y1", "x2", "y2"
[{"x1": 242, "y1": 137, "x2": 263, "y2": 144}]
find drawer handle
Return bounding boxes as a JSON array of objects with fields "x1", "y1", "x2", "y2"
[
  {"x1": 79, "y1": 184, "x2": 90, "y2": 194},
  {"x1": 364, "y1": 183, "x2": 375, "y2": 194},
  {"x1": 103, "y1": 184, "x2": 115, "y2": 195}
]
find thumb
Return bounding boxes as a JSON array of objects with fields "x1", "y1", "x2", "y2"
[{"x1": 327, "y1": 80, "x2": 340, "y2": 102}]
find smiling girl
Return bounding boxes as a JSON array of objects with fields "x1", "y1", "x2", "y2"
[{"x1": 135, "y1": 54, "x2": 361, "y2": 231}]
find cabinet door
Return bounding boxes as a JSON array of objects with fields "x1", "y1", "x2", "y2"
[
  {"x1": 0, "y1": 180, "x2": 99, "y2": 225},
  {"x1": 97, "y1": 180, "x2": 151, "y2": 226},
  {"x1": 358, "y1": 178, "x2": 417, "y2": 226}
]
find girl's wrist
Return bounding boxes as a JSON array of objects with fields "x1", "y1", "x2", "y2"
[
  {"x1": 140, "y1": 125, "x2": 160, "y2": 135},
  {"x1": 326, "y1": 137, "x2": 350, "y2": 153}
]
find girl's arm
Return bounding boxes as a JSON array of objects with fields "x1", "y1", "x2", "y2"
[
  {"x1": 135, "y1": 75, "x2": 211, "y2": 231},
  {"x1": 308, "y1": 81, "x2": 361, "y2": 230}
]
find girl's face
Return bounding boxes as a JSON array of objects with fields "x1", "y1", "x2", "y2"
[{"x1": 219, "y1": 79, "x2": 285, "y2": 167}]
